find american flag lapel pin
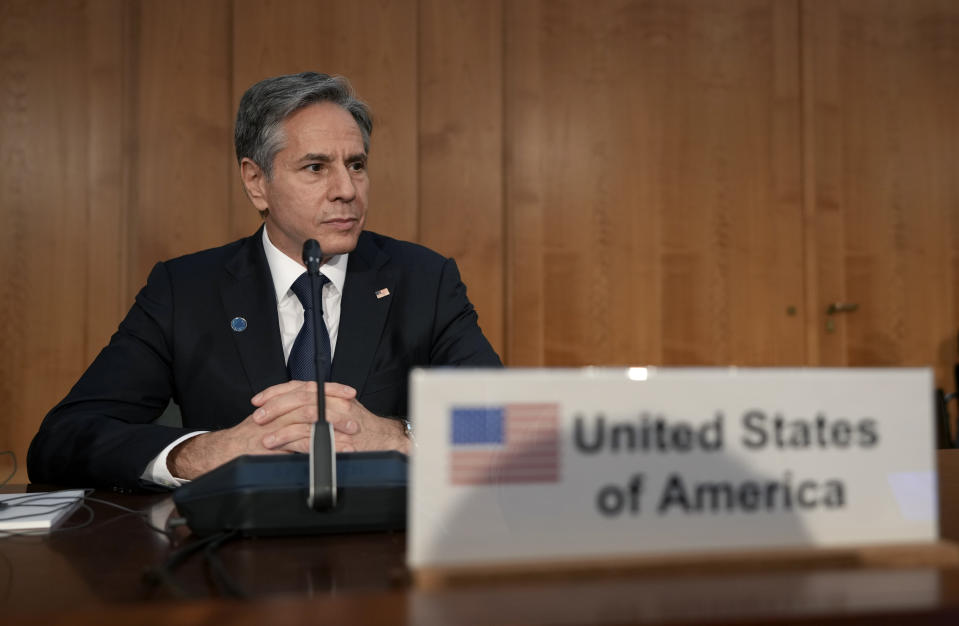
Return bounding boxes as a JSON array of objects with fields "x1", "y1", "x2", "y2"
[{"x1": 375, "y1": 288, "x2": 390, "y2": 299}]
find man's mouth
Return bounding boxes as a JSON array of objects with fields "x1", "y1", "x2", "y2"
[{"x1": 322, "y1": 217, "x2": 358, "y2": 230}]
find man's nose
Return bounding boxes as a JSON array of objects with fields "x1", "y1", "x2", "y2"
[{"x1": 327, "y1": 163, "x2": 356, "y2": 202}]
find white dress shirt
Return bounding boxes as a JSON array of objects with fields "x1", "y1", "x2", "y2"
[
  {"x1": 262, "y1": 227, "x2": 347, "y2": 361},
  {"x1": 141, "y1": 228, "x2": 349, "y2": 487}
]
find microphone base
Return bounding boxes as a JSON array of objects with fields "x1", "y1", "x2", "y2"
[{"x1": 173, "y1": 451, "x2": 407, "y2": 537}]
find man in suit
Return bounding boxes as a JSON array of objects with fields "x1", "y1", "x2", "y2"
[{"x1": 27, "y1": 72, "x2": 501, "y2": 491}]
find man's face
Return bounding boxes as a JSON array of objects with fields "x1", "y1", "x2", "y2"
[{"x1": 243, "y1": 101, "x2": 369, "y2": 263}]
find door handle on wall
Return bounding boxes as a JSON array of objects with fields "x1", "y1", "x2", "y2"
[
  {"x1": 826, "y1": 302, "x2": 859, "y2": 315},
  {"x1": 825, "y1": 302, "x2": 858, "y2": 332}
]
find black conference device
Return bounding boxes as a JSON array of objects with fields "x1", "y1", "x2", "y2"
[
  {"x1": 173, "y1": 239, "x2": 407, "y2": 537},
  {"x1": 172, "y1": 451, "x2": 407, "y2": 537}
]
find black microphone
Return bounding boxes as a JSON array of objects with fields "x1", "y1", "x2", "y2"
[
  {"x1": 303, "y1": 238, "x2": 323, "y2": 276},
  {"x1": 302, "y1": 239, "x2": 336, "y2": 510}
]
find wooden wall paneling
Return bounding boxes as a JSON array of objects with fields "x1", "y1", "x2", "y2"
[
  {"x1": 654, "y1": 0, "x2": 805, "y2": 366},
  {"x1": 0, "y1": 1, "x2": 124, "y2": 482},
  {"x1": 230, "y1": 0, "x2": 419, "y2": 244},
  {"x1": 506, "y1": 0, "x2": 805, "y2": 367},
  {"x1": 418, "y1": 0, "x2": 505, "y2": 358},
  {"x1": 86, "y1": 1, "x2": 130, "y2": 361},
  {"x1": 507, "y1": 0, "x2": 664, "y2": 366},
  {"x1": 766, "y1": 0, "x2": 808, "y2": 364},
  {"x1": 503, "y1": 0, "x2": 546, "y2": 365},
  {"x1": 0, "y1": 0, "x2": 31, "y2": 480},
  {"x1": 800, "y1": 0, "x2": 842, "y2": 368},
  {"x1": 131, "y1": 0, "x2": 233, "y2": 295},
  {"x1": 804, "y1": 0, "x2": 959, "y2": 389}
]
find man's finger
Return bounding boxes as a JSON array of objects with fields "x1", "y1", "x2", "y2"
[
  {"x1": 251, "y1": 380, "x2": 317, "y2": 406},
  {"x1": 263, "y1": 423, "x2": 313, "y2": 451},
  {"x1": 323, "y1": 382, "x2": 357, "y2": 399},
  {"x1": 252, "y1": 389, "x2": 319, "y2": 425},
  {"x1": 329, "y1": 417, "x2": 359, "y2": 435},
  {"x1": 334, "y1": 431, "x2": 356, "y2": 453}
]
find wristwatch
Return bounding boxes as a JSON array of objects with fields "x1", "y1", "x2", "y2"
[{"x1": 400, "y1": 418, "x2": 415, "y2": 442}]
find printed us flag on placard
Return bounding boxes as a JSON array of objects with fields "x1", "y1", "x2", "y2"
[{"x1": 449, "y1": 404, "x2": 560, "y2": 485}]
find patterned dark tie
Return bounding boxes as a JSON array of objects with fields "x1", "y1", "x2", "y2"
[{"x1": 287, "y1": 272, "x2": 332, "y2": 382}]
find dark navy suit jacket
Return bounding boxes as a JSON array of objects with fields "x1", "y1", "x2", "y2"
[{"x1": 27, "y1": 228, "x2": 501, "y2": 490}]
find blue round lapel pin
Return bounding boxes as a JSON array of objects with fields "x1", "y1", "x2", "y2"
[{"x1": 230, "y1": 317, "x2": 248, "y2": 332}]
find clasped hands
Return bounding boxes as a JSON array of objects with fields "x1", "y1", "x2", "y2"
[{"x1": 168, "y1": 380, "x2": 408, "y2": 480}]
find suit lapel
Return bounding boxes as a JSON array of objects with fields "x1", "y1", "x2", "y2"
[
  {"x1": 332, "y1": 232, "x2": 394, "y2": 395},
  {"x1": 219, "y1": 227, "x2": 289, "y2": 394}
]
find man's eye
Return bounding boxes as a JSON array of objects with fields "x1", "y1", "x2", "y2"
[
  {"x1": 349, "y1": 161, "x2": 366, "y2": 172},
  {"x1": 306, "y1": 163, "x2": 323, "y2": 172}
]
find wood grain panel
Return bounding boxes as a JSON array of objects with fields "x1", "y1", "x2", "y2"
[
  {"x1": 85, "y1": 1, "x2": 130, "y2": 359},
  {"x1": 418, "y1": 0, "x2": 505, "y2": 357},
  {"x1": 130, "y1": 0, "x2": 233, "y2": 294},
  {"x1": 506, "y1": 0, "x2": 805, "y2": 367},
  {"x1": 230, "y1": 0, "x2": 418, "y2": 244},
  {"x1": 804, "y1": 0, "x2": 959, "y2": 389},
  {"x1": 0, "y1": 0, "x2": 126, "y2": 483}
]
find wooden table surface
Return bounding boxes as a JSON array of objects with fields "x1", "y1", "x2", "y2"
[{"x1": 3, "y1": 450, "x2": 959, "y2": 625}]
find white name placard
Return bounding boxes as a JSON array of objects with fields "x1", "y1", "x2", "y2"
[{"x1": 407, "y1": 368, "x2": 937, "y2": 571}]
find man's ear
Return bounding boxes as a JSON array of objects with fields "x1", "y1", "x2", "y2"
[{"x1": 239, "y1": 158, "x2": 269, "y2": 213}]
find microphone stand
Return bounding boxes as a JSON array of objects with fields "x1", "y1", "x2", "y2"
[{"x1": 303, "y1": 239, "x2": 336, "y2": 510}]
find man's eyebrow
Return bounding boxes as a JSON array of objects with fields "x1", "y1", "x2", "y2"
[
  {"x1": 299, "y1": 153, "x2": 332, "y2": 163},
  {"x1": 297, "y1": 152, "x2": 367, "y2": 163}
]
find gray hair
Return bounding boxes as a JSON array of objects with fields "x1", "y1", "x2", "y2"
[{"x1": 234, "y1": 72, "x2": 373, "y2": 179}]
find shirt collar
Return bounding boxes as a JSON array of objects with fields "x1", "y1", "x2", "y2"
[{"x1": 261, "y1": 227, "x2": 348, "y2": 301}]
